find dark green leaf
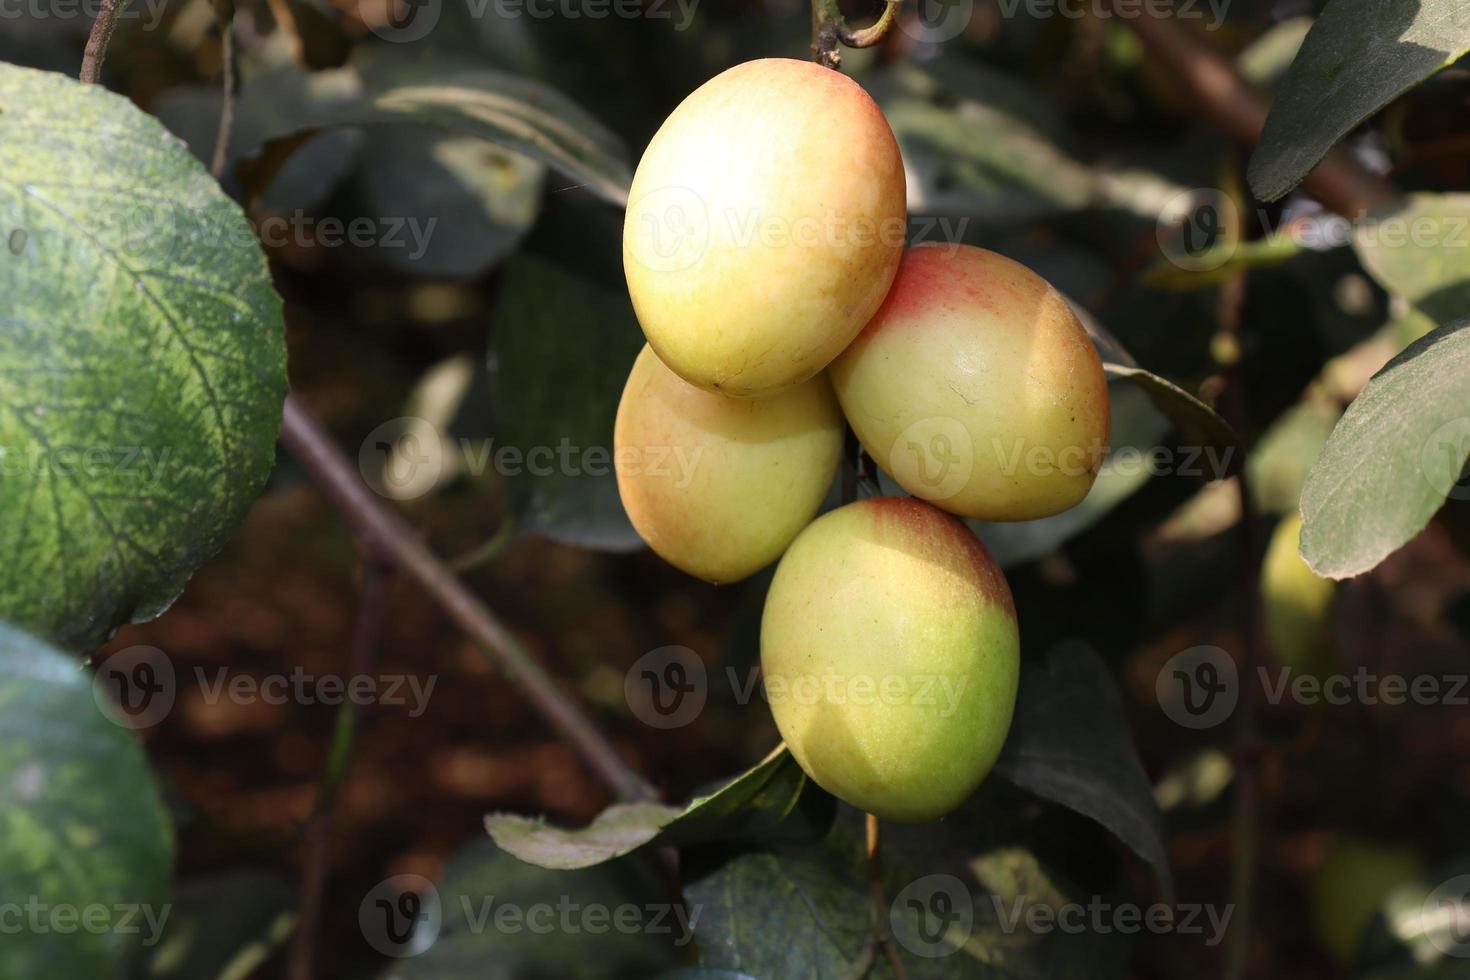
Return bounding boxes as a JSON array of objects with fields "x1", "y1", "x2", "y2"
[
  {"x1": 378, "y1": 839, "x2": 685, "y2": 979},
  {"x1": 351, "y1": 129, "x2": 543, "y2": 277},
  {"x1": 684, "y1": 800, "x2": 1132, "y2": 979},
  {"x1": 995, "y1": 643, "x2": 1173, "y2": 900},
  {"x1": 1076, "y1": 305, "x2": 1238, "y2": 468},
  {"x1": 142, "y1": 870, "x2": 296, "y2": 980},
  {"x1": 245, "y1": 67, "x2": 631, "y2": 208},
  {"x1": 1248, "y1": 0, "x2": 1470, "y2": 202},
  {"x1": 487, "y1": 254, "x2": 644, "y2": 551},
  {"x1": 0, "y1": 64, "x2": 287, "y2": 650},
  {"x1": 1299, "y1": 316, "x2": 1470, "y2": 578},
  {"x1": 0, "y1": 622, "x2": 174, "y2": 979}
]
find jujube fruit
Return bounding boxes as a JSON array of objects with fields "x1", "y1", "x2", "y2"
[
  {"x1": 623, "y1": 58, "x2": 906, "y2": 397},
  {"x1": 614, "y1": 344, "x2": 843, "y2": 584},
  {"x1": 830, "y1": 244, "x2": 1110, "y2": 521},
  {"x1": 760, "y1": 496, "x2": 1020, "y2": 821}
]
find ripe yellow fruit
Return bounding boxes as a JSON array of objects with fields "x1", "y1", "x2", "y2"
[
  {"x1": 830, "y1": 244, "x2": 1111, "y2": 521},
  {"x1": 623, "y1": 58, "x2": 906, "y2": 397},
  {"x1": 760, "y1": 497, "x2": 1020, "y2": 821},
  {"x1": 614, "y1": 345, "x2": 843, "y2": 584},
  {"x1": 1263, "y1": 513, "x2": 1337, "y2": 676}
]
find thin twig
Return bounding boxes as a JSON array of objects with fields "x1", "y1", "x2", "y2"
[
  {"x1": 210, "y1": 4, "x2": 237, "y2": 181},
  {"x1": 811, "y1": 0, "x2": 900, "y2": 71},
  {"x1": 279, "y1": 394, "x2": 657, "y2": 803},
  {"x1": 838, "y1": 0, "x2": 900, "y2": 48},
  {"x1": 79, "y1": 0, "x2": 124, "y2": 85},
  {"x1": 287, "y1": 554, "x2": 395, "y2": 980},
  {"x1": 1111, "y1": 1, "x2": 1396, "y2": 217}
]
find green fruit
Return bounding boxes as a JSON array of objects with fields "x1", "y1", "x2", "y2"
[
  {"x1": 623, "y1": 58, "x2": 906, "y2": 397},
  {"x1": 1263, "y1": 513, "x2": 1338, "y2": 676},
  {"x1": 614, "y1": 345, "x2": 843, "y2": 584},
  {"x1": 830, "y1": 244, "x2": 1111, "y2": 521},
  {"x1": 1310, "y1": 835, "x2": 1426, "y2": 964},
  {"x1": 760, "y1": 497, "x2": 1020, "y2": 821}
]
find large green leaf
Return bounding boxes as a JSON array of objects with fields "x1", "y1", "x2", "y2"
[
  {"x1": 245, "y1": 66, "x2": 631, "y2": 208},
  {"x1": 1299, "y1": 316, "x2": 1470, "y2": 578},
  {"x1": 486, "y1": 746, "x2": 832, "y2": 870},
  {"x1": 0, "y1": 64, "x2": 287, "y2": 650},
  {"x1": 683, "y1": 798, "x2": 1133, "y2": 979},
  {"x1": 1249, "y1": 0, "x2": 1470, "y2": 202},
  {"x1": 377, "y1": 839, "x2": 685, "y2": 979},
  {"x1": 993, "y1": 644, "x2": 1173, "y2": 900},
  {"x1": 1353, "y1": 193, "x2": 1470, "y2": 327},
  {"x1": 487, "y1": 253, "x2": 644, "y2": 551},
  {"x1": 0, "y1": 622, "x2": 174, "y2": 978},
  {"x1": 351, "y1": 129, "x2": 544, "y2": 278}
]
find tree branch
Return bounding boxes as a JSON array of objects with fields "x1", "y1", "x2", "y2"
[
  {"x1": 1113, "y1": 2, "x2": 1396, "y2": 217},
  {"x1": 279, "y1": 394, "x2": 657, "y2": 804}
]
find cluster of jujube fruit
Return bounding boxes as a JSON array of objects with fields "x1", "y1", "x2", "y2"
[{"x1": 615, "y1": 59, "x2": 1110, "y2": 821}]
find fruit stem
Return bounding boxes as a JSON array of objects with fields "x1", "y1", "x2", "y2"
[
  {"x1": 810, "y1": 0, "x2": 900, "y2": 71},
  {"x1": 79, "y1": 0, "x2": 124, "y2": 84}
]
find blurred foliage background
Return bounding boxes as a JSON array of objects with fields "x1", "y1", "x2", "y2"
[{"x1": 5, "y1": 0, "x2": 1470, "y2": 976}]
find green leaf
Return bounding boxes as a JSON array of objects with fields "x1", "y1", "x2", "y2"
[
  {"x1": 683, "y1": 799, "x2": 1132, "y2": 979},
  {"x1": 487, "y1": 746, "x2": 831, "y2": 870},
  {"x1": 994, "y1": 643, "x2": 1173, "y2": 900},
  {"x1": 245, "y1": 66, "x2": 631, "y2": 208},
  {"x1": 487, "y1": 803, "x2": 680, "y2": 872},
  {"x1": 872, "y1": 62, "x2": 1098, "y2": 223},
  {"x1": 0, "y1": 622, "x2": 174, "y2": 978},
  {"x1": 0, "y1": 63, "x2": 287, "y2": 650},
  {"x1": 1299, "y1": 316, "x2": 1470, "y2": 578},
  {"x1": 1353, "y1": 193, "x2": 1470, "y2": 327},
  {"x1": 142, "y1": 870, "x2": 296, "y2": 980},
  {"x1": 351, "y1": 130, "x2": 544, "y2": 278},
  {"x1": 1248, "y1": 396, "x2": 1342, "y2": 515},
  {"x1": 1142, "y1": 233, "x2": 1305, "y2": 291},
  {"x1": 487, "y1": 253, "x2": 644, "y2": 551},
  {"x1": 1248, "y1": 0, "x2": 1470, "y2": 202},
  {"x1": 1076, "y1": 305, "x2": 1239, "y2": 467},
  {"x1": 379, "y1": 839, "x2": 685, "y2": 979}
]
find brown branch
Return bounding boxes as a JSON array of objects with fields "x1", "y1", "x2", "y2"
[
  {"x1": 79, "y1": 0, "x2": 124, "y2": 85},
  {"x1": 1112, "y1": 2, "x2": 1396, "y2": 218},
  {"x1": 279, "y1": 393, "x2": 657, "y2": 804}
]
